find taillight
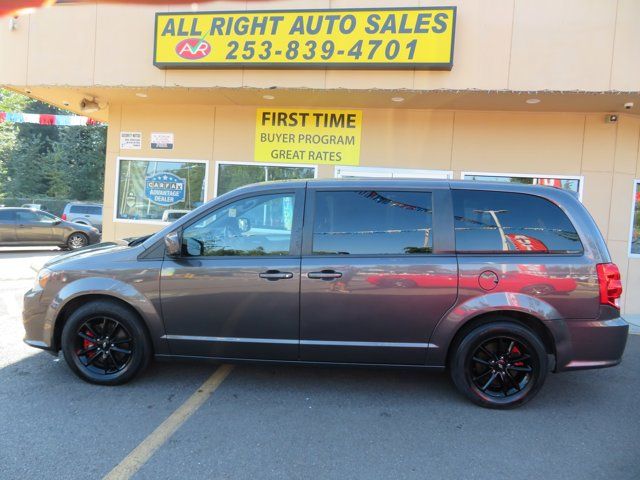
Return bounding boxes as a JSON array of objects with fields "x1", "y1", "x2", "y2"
[
  {"x1": 61, "y1": 213, "x2": 67, "y2": 220},
  {"x1": 596, "y1": 263, "x2": 623, "y2": 309}
]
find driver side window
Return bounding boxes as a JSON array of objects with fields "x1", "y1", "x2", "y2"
[{"x1": 182, "y1": 193, "x2": 295, "y2": 257}]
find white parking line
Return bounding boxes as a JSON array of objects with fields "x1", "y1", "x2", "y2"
[{"x1": 103, "y1": 364, "x2": 234, "y2": 480}]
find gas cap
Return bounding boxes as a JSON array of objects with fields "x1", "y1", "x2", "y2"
[{"x1": 478, "y1": 270, "x2": 499, "y2": 291}]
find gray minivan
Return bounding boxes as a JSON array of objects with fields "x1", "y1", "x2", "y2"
[{"x1": 23, "y1": 179, "x2": 629, "y2": 408}]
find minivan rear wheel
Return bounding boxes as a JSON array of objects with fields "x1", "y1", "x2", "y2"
[
  {"x1": 450, "y1": 322, "x2": 548, "y2": 409},
  {"x1": 61, "y1": 300, "x2": 151, "y2": 385}
]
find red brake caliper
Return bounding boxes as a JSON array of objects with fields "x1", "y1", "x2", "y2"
[
  {"x1": 512, "y1": 345, "x2": 524, "y2": 366},
  {"x1": 82, "y1": 330, "x2": 96, "y2": 358}
]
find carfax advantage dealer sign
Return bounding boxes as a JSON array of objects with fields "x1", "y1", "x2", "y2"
[{"x1": 154, "y1": 7, "x2": 456, "y2": 69}]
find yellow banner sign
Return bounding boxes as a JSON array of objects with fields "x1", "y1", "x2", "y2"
[
  {"x1": 154, "y1": 7, "x2": 456, "y2": 69},
  {"x1": 255, "y1": 109, "x2": 362, "y2": 165}
]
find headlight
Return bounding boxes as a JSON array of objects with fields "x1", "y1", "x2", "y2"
[{"x1": 34, "y1": 268, "x2": 52, "y2": 291}]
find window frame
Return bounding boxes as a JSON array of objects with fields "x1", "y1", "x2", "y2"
[
  {"x1": 452, "y1": 189, "x2": 584, "y2": 256},
  {"x1": 461, "y1": 171, "x2": 584, "y2": 202},
  {"x1": 302, "y1": 185, "x2": 453, "y2": 257},
  {"x1": 114, "y1": 156, "x2": 210, "y2": 226},
  {"x1": 175, "y1": 187, "x2": 305, "y2": 259},
  {"x1": 334, "y1": 166, "x2": 453, "y2": 180},
  {"x1": 214, "y1": 161, "x2": 318, "y2": 198},
  {"x1": 629, "y1": 180, "x2": 640, "y2": 258}
]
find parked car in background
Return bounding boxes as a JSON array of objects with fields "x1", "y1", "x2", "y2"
[
  {"x1": 21, "y1": 203, "x2": 46, "y2": 211},
  {"x1": 22, "y1": 180, "x2": 628, "y2": 408},
  {"x1": 62, "y1": 203, "x2": 103, "y2": 232},
  {"x1": 161, "y1": 209, "x2": 190, "y2": 223},
  {"x1": 0, "y1": 207, "x2": 100, "y2": 250}
]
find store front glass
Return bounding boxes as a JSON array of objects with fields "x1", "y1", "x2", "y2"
[
  {"x1": 462, "y1": 172, "x2": 583, "y2": 199},
  {"x1": 215, "y1": 162, "x2": 316, "y2": 196},
  {"x1": 116, "y1": 158, "x2": 207, "y2": 222},
  {"x1": 631, "y1": 181, "x2": 640, "y2": 256}
]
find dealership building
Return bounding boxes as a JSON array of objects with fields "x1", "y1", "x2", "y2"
[{"x1": 1, "y1": 0, "x2": 639, "y2": 315}]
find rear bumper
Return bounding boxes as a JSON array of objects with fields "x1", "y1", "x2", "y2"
[{"x1": 551, "y1": 316, "x2": 629, "y2": 372}]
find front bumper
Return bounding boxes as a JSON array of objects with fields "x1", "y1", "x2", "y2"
[
  {"x1": 553, "y1": 316, "x2": 629, "y2": 371},
  {"x1": 22, "y1": 288, "x2": 55, "y2": 352}
]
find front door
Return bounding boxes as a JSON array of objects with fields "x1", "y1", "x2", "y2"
[
  {"x1": 300, "y1": 185, "x2": 458, "y2": 365},
  {"x1": 160, "y1": 188, "x2": 304, "y2": 360},
  {"x1": 15, "y1": 210, "x2": 55, "y2": 244}
]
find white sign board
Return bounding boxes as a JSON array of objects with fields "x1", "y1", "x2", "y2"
[
  {"x1": 151, "y1": 132, "x2": 174, "y2": 150},
  {"x1": 120, "y1": 132, "x2": 142, "y2": 150}
]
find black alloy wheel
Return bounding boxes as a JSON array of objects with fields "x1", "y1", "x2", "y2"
[
  {"x1": 61, "y1": 300, "x2": 151, "y2": 385},
  {"x1": 74, "y1": 317, "x2": 133, "y2": 376},
  {"x1": 469, "y1": 336, "x2": 533, "y2": 398},
  {"x1": 450, "y1": 321, "x2": 548, "y2": 409}
]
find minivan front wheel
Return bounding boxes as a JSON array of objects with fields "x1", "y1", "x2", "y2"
[
  {"x1": 450, "y1": 322, "x2": 548, "y2": 409},
  {"x1": 67, "y1": 232, "x2": 88, "y2": 250},
  {"x1": 61, "y1": 300, "x2": 151, "y2": 385}
]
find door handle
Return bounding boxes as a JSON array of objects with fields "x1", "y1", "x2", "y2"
[
  {"x1": 308, "y1": 270, "x2": 342, "y2": 280},
  {"x1": 259, "y1": 270, "x2": 293, "y2": 281},
  {"x1": 18, "y1": 224, "x2": 26, "y2": 228}
]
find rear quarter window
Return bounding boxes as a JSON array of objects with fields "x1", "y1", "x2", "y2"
[{"x1": 452, "y1": 190, "x2": 583, "y2": 254}]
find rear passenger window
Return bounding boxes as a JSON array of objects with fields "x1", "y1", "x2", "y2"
[
  {"x1": 312, "y1": 191, "x2": 433, "y2": 255},
  {"x1": 453, "y1": 190, "x2": 582, "y2": 254}
]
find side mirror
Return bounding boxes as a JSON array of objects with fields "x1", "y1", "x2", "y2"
[
  {"x1": 237, "y1": 217, "x2": 251, "y2": 233},
  {"x1": 164, "y1": 231, "x2": 181, "y2": 257}
]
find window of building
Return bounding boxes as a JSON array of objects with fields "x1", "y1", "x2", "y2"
[
  {"x1": 216, "y1": 162, "x2": 317, "y2": 197},
  {"x1": 462, "y1": 172, "x2": 583, "y2": 200},
  {"x1": 335, "y1": 166, "x2": 453, "y2": 179},
  {"x1": 116, "y1": 158, "x2": 208, "y2": 222},
  {"x1": 182, "y1": 193, "x2": 295, "y2": 257},
  {"x1": 630, "y1": 181, "x2": 640, "y2": 256},
  {"x1": 312, "y1": 190, "x2": 433, "y2": 255},
  {"x1": 452, "y1": 190, "x2": 583, "y2": 254}
]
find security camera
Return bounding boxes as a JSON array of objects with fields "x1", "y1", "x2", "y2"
[{"x1": 624, "y1": 102, "x2": 634, "y2": 110}]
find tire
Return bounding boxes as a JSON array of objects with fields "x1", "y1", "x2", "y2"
[
  {"x1": 449, "y1": 321, "x2": 548, "y2": 409},
  {"x1": 61, "y1": 300, "x2": 151, "y2": 385},
  {"x1": 67, "y1": 232, "x2": 89, "y2": 250}
]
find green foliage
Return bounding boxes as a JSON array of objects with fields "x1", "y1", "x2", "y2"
[{"x1": 0, "y1": 88, "x2": 106, "y2": 202}]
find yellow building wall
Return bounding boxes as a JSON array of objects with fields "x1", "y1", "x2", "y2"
[{"x1": 102, "y1": 104, "x2": 640, "y2": 314}]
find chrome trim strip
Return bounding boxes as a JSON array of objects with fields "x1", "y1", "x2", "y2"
[
  {"x1": 163, "y1": 335, "x2": 433, "y2": 348},
  {"x1": 301, "y1": 340, "x2": 434, "y2": 348},
  {"x1": 162, "y1": 335, "x2": 298, "y2": 345}
]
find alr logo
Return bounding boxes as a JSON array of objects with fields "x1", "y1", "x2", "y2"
[{"x1": 175, "y1": 37, "x2": 211, "y2": 60}]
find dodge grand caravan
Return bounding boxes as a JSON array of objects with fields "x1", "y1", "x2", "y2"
[{"x1": 23, "y1": 180, "x2": 629, "y2": 408}]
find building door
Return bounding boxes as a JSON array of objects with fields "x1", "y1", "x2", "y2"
[
  {"x1": 299, "y1": 185, "x2": 458, "y2": 365},
  {"x1": 160, "y1": 188, "x2": 305, "y2": 360}
]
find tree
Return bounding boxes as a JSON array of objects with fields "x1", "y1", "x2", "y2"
[{"x1": 0, "y1": 88, "x2": 106, "y2": 202}]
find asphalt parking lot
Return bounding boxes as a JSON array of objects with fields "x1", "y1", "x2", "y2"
[{"x1": 1, "y1": 250, "x2": 639, "y2": 480}]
